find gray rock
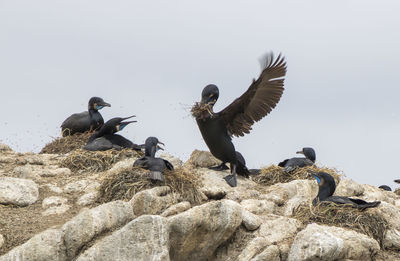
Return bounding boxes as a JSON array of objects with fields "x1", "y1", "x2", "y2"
[
  {"x1": 12, "y1": 165, "x2": 41, "y2": 180},
  {"x1": 237, "y1": 237, "x2": 269, "y2": 260},
  {"x1": 240, "y1": 199, "x2": 275, "y2": 215},
  {"x1": 42, "y1": 205, "x2": 71, "y2": 216},
  {"x1": 251, "y1": 245, "x2": 280, "y2": 261},
  {"x1": 159, "y1": 152, "x2": 183, "y2": 168},
  {"x1": 77, "y1": 191, "x2": 99, "y2": 206},
  {"x1": 0, "y1": 229, "x2": 66, "y2": 261},
  {"x1": 62, "y1": 200, "x2": 134, "y2": 259},
  {"x1": 40, "y1": 167, "x2": 71, "y2": 177},
  {"x1": 0, "y1": 143, "x2": 12, "y2": 152},
  {"x1": 63, "y1": 180, "x2": 91, "y2": 193},
  {"x1": 0, "y1": 177, "x2": 39, "y2": 206},
  {"x1": 334, "y1": 178, "x2": 365, "y2": 197},
  {"x1": 168, "y1": 199, "x2": 242, "y2": 261},
  {"x1": 242, "y1": 209, "x2": 262, "y2": 231},
  {"x1": 257, "y1": 214, "x2": 302, "y2": 244},
  {"x1": 42, "y1": 196, "x2": 68, "y2": 209},
  {"x1": 185, "y1": 149, "x2": 221, "y2": 168},
  {"x1": 288, "y1": 223, "x2": 380, "y2": 261},
  {"x1": 77, "y1": 215, "x2": 170, "y2": 261},
  {"x1": 0, "y1": 234, "x2": 4, "y2": 249},
  {"x1": 130, "y1": 186, "x2": 178, "y2": 216},
  {"x1": 45, "y1": 183, "x2": 63, "y2": 194},
  {"x1": 161, "y1": 201, "x2": 191, "y2": 217}
]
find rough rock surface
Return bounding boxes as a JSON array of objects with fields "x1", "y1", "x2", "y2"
[
  {"x1": 130, "y1": 186, "x2": 178, "y2": 216},
  {"x1": 288, "y1": 223, "x2": 380, "y2": 261},
  {"x1": 0, "y1": 177, "x2": 39, "y2": 206}
]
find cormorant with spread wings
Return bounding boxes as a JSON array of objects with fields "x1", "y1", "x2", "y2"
[{"x1": 192, "y1": 53, "x2": 287, "y2": 187}]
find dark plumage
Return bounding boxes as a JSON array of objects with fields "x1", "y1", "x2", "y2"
[
  {"x1": 312, "y1": 172, "x2": 380, "y2": 210},
  {"x1": 83, "y1": 116, "x2": 141, "y2": 151},
  {"x1": 378, "y1": 185, "x2": 392, "y2": 191},
  {"x1": 133, "y1": 137, "x2": 174, "y2": 182},
  {"x1": 193, "y1": 53, "x2": 286, "y2": 187},
  {"x1": 394, "y1": 179, "x2": 400, "y2": 184},
  {"x1": 61, "y1": 97, "x2": 111, "y2": 136},
  {"x1": 278, "y1": 147, "x2": 315, "y2": 172}
]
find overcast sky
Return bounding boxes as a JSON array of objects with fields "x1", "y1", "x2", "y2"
[{"x1": 1, "y1": 1, "x2": 399, "y2": 187}]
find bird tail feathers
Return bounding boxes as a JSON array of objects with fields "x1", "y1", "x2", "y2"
[{"x1": 150, "y1": 171, "x2": 164, "y2": 182}]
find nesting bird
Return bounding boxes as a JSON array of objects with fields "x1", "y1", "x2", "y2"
[
  {"x1": 378, "y1": 185, "x2": 392, "y2": 191},
  {"x1": 278, "y1": 147, "x2": 316, "y2": 172},
  {"x1": 83, "y1": 116, "x2": 141, "y2": 151},
  {"x1": 61, "y1": 97, "x2": 111, "y2": 136},
  {"x1": 312, "y1": 172, "x2": 380, "y2": 210},
  {"x1": 192, "y1": 53, "x2": 287, "y2": 187},
  {"x1": 133, "y1": 137, "x2": 174, "y2": 182}
]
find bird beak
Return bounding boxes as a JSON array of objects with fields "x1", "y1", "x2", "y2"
[
  {"x1": 96, "y1": 101, "x2": 111, "y2": 110},
  {"x1": 296, "y1": 151, "x2": 304, "y2": 155},
  {"x1": 157, "y1": 141, "x2": 165, "y2": 151},
  {"x1": 121, "y1": 115, "x2": 136, "y2": 120}
]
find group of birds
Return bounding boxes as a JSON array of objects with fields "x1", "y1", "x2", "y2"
[{"x1": 60, "y1": 52, "x2": 384, "y2": 210}]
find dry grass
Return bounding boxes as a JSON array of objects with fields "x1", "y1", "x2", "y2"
[
  {"x1": 40, "y1": 132, "x2": 93, "y2": 154},
  {"x1": 97, "y1": 166, "x2": 203, "y2": 205},
  {"x1": 190, "y1": 102, "x2": 214, "y2": 118},
  {"x1": 293, "y1": 203, "x2": 389, "y2": 248},
  {"x1": 59, "y1": 149, "x2": 143, "y2": 173},
  {"x1": 252, "y1": 165, "x2": 342, "y2": 186}
]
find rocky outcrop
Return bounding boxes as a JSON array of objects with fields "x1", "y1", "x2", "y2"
[{"x1": 0, "y1": 177, "x2": 39, "y2": 206}]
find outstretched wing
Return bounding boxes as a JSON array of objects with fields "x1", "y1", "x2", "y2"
[{"x1": 219, "y1": 53, "x2": 287, "y2": 137}]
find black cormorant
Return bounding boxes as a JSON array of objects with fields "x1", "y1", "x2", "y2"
[
  {"x1": 378, "y1": 185, "x2": 392, "y2": 191},
  {"x1": 394, "y1": 179, "x2": 400, "y2": 184},
  {"x1": 83, "y1": 116, "x2": 141, "y2": 151},
  {"x1": 193, "y1": 53, "x2": 286, "y2": 187},
  {"x1": 61, "y1": 97, "x2": 111, "y2": 136},
  {"x1": 278, "y1": 147, "x2": 315, "y2": 172},
  {"x1": 312, "y1": 172, "x2": 380, "y2": 210},
  {"x1": 133, "y1": 137, "x2": 174, "y2": 182}
]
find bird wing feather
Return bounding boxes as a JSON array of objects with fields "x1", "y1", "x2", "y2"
[{"x1": 219, "y1": 53, "x2": 287, "y2": 137}]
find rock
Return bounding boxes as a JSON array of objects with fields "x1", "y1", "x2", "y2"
[
  {"x1": 40, "y1": 167, "x2": 71, "y2": 177},
  {"x1": 201, "y1": 186, "x2": 227, "y2": 200},
  {"x1": 251, "y1": 245, "x2": 280, "y2": 261},
  {"x1": 161, "y1": 201, "x2": 191, "y2": 217},
  {"x1": 63, "y1": 180, "x2": 91, "y2": 193},
  {"x1": 237, "y1": 237, "x2": 269, "y2": 260},
  {"x1": 257, "y1": 214, "x2": 302, "y2": 244},
  {"x1": 185, "y1": 149, "x2": 221, "y2": 168},
  {"x1": 288, "y1": 223, "x2": 380, "y2": 261},
  {"x1": 0, "y1": 177, "x2": 39, "y2": 206},
  {"x1": 361, "y1": 184, "x2": 398, "y2": 205},
  {"x1": 0, "y1": 229, "x2": 66, "y2": 261},
  {"x1": 42, "y1": 196, "x2": 68, "y2": 209},
  {"x1": 62, "y1": 200, "x2": 134, "y2": 259},
  {"x1": 12, "y1": 165, "x2": 41, "y2": 180},
  {"x1": 168, "y1": 199, "x2": 242, "y2": 261},
  {"x1": 77, "y1": 215, "x2": 170, "y2": 261},
  {"x1": 376, "y1": 202, "x2": 400, "y2": 249},
  {"x1": 242, "y1": 209, "x2": 262, "y2": 231},
  {"x1": 159, "y1": 152, "x2": 183, "y2": 168},
  {"x1": 45, "y1": 183, "x2": 63, "y2": 194},
  {"x1": 0, "y1": 143, "x2": 12, "y2": 152},
  {"x1": 0, "y1": 234, "x2": 4, "y2": 249},
  {"x1": 240, "y1": 199, "x2": 275, "y2": 215},
  {"x1": 42, "y1": 205, "x2": 70, "y2": 216},
  {"x1": 130, "y1": 186, "x2": 178, "y2": 216},
  {"x1": 106, "y1": 158, "x2": 137, "y2": 176},
  {"x1": 334, "y1": 178, "x2": 365, "y2": 197},
  {"x1": 77, "y1": 192, "x2": 99, "y2": 206}
]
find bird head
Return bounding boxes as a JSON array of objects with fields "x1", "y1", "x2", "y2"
[
  {"x1": 88, "y1": 97, "x2": 111, "y2": 111},
  {"x1": 145, "y1": 136, "x2": 165, "y2": 157},
  {"x1": 296, "y1": 147, "x2": 316, "y2": 162},
  {"x1": 103, "y1": 115, "x2": 136, "y2": 135},
  {"x1": 200, "y1": 84, "x2": 219, "y2": 107}
]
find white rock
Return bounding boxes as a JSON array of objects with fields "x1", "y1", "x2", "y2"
[
  {"x1": 237, "y1": 237, "x2": 269, "y2": 260},
  {"x1": 0, "y1": 177, "x2": 39, "y2": 206},
  {"x1": 130, "y1": 186, "x2": 178, "y2": 216},
  {"x1": 240, "y1": 199, "x2": 275, "y2": 215},
  {"x1": 0, "y1": 229, "x2": 66, "y2": 261},
  {"x1": 185, "y1": 149, "x2": 221, "y2": 168},
  {"x1": 161, "y1": 201, "x2": 191, "y2": 217},
  {"x1": 334, "y1": 178, "x2": 365, "y2": 197},
  {"x1": 12, "y1": 165, "x2": 41, "y2": 180},
  {"x1": 257, "y1": 214, "x2": 302, "y2": 244},
  {"x1": 0, "y1": 234, "x2": 4, "y2": 249},
  {"x1": 63, "y1": 180, "x2": 91, "y2": 193},
  {"x1": 40, "y1": 167, "x2": 71, "y2": 177},
  {"x1": 251, "y1": 245, "x2": 280, "y2": 261},
  {"x1": 77, "y1": 192, "x2": 99, "y2": 206},
  {"x1": 42, "y1": 205, "x2": 71, "y2": 216},
  {"x1": 45, "y1": 184, "x2": 63, "y2": 194},
  {"x1": 242, "y1": 209, "x2": 262, "y2": 231},
  {"x1": 0, "y1": 143, "x2": 12, "y2": 152},
  {"x1": 77, "y1": 215, "x2": 170, "y2": 261},
  {"x1": 288, "y1": 223, "x2": 380, "y2": 261},
  {"x1": 159, "y1": 152, "x2": 183, "y2": 168},
  {"x1": 42, "y1": 196, "x2": 68, "y2": 209}
]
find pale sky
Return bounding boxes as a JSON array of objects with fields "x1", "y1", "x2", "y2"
[{"x1": 1, "y1": 1, "x2": 399, "y2": 187}]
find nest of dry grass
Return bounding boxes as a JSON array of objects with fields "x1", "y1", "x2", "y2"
[
  {"x1": 191, "y1": 102, "x2": 214, "y2": 118},
  {"x1": 294, "y1": 203, "x2": 389, "y2": 248},
  {"x1": 97, "y1": 166, "x2": 203, "y2": 205},
  {"x1": 59, "y1": 149, "x2": 142, "y2": 173},
  {"x1": 252, "y1": 165, "x2": 342, "y2": 187},
  {"x1": 40, "y1": 132, "x2": 93, "y2": 154}
]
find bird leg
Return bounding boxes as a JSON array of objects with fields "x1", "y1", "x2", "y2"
[
  {"x1": 224, "y1": 164, "x2": 237, "y2": 187},
  {"x1": 209, "y1": 162, "x2": 229, "y2": 171}
]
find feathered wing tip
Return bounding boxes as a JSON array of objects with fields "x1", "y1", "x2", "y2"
[
  {"x1": 150, "y1": 171, "x2": 164, "y2": 182},
  {"x1": 258, "y1": 52, "x2": 286, "y2": 72},
  {"x1": 358, "y1": 201, "x2": 381, "y2": 210}
]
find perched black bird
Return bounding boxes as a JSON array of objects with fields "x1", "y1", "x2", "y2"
[
  {"x1": 278, "y1": 147, "x2": 316, "y2": 172},
  {"x1": 394, "y1": 179, "x2": 400, "y2": 184},
  {"x1": 378, "y1": 185, "x2": 392, "y2": 191},
  {"x1": 193, "y1": 53, "x2": 286, "y2": 187},
  {"x1": 133, "y1": 137, "x2": 174, "y2": 182},
  {"x1": 312, "y1": 172, "x2": 380, "y2": 210},
  {"x1": 61, "y1": 97, "x2": 111, "y2": 136},
  {"x1": 84, "y1": 116, "x2": 141, "y2": 151}
]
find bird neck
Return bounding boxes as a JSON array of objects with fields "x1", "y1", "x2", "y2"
[
  {"x1": 317, "y1": 184, "x2": 334, "y2": 201},
  {"x1": 145, "y1": 145, "x2": 157, "y2": 158},
  {"x1": 88, "y1": 108, "x2": 98, "y2": 116}
]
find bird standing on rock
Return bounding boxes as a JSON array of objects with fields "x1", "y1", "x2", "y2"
[
  {"x1": 192, "y1": 53, "x2": 287, "y2": 187},
  {"x1": 312, "y1": 172, "x2": 380, "y2": 210},
  {"x1": 84, "y1": 115, "x2": 141, "y2": 151},
  {"x1": 133, "y1": 137, "x2": 174, "y2": 182},
  {"x1": 61, "y1": 97, "x2": 111, "y2": 136}
]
